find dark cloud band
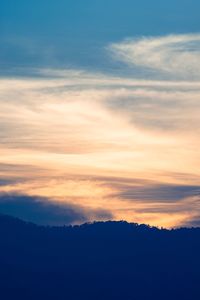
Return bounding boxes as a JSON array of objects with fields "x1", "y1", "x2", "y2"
[{"x1": 0, "y1": 193, "x2": 113, "y2": 226}]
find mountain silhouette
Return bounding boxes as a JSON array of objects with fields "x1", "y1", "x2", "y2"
[{"x1": 0, "y1": 213, "x2": 200, "y2": 300}]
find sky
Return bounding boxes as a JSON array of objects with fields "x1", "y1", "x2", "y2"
[{"x1": 1, "y1": 0, "x2": 200, "y2": 227}]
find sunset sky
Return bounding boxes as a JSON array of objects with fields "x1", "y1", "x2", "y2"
[{"x1": 1, "y1": 0, "x2": 200, "y2": 227}]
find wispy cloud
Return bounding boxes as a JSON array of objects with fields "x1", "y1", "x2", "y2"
[
  {"x1": 109, "y1": 34, "x2": 200, "y2": 80},
  {"x1": 1, "y1": 33, "x2": 200, "y2": 227}
]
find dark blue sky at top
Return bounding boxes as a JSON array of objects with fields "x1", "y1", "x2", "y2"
[{"x1": 1, "y1": 0, "x2": 200, "y2": 73}]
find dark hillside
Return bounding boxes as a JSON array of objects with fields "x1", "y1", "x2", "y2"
[{"x1": 0, "y1": 214, "x2": 200, "y2": 300}]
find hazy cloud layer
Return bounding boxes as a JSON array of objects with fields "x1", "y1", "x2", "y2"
[
  {"x1": 1, "y1": 171, "x2": 200, "y2": 228},
  {"x1": 182, "y1": 215, "x2": 200, "y2": 228}
]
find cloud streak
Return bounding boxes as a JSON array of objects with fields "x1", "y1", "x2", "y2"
[{"x1": 109, "y1": 34, "x2": 200, "y2": 80}]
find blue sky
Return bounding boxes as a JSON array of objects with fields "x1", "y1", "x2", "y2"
[{"x1": 1, "y1": 0, "x2": 200, "y2": 72}]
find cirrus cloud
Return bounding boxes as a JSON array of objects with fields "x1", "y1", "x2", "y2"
[{"x1": 109, "y1": 34, "x2": 200, "y2": 80}]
